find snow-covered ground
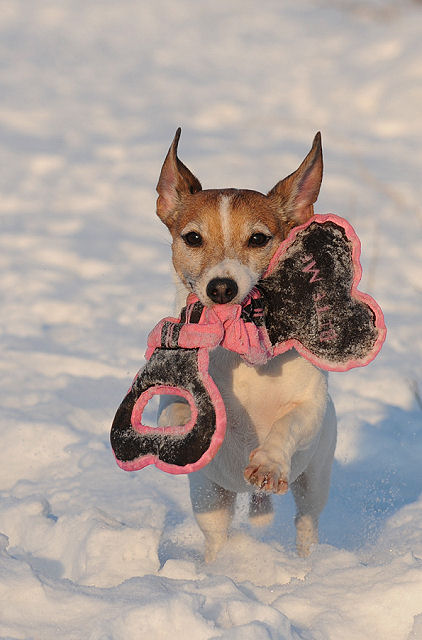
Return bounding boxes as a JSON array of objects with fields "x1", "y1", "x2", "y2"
[{"x1": 1, "y1": 0, "x2": 422, "y2": 638}]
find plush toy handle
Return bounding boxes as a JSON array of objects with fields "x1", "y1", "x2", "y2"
[{"x1": 110, "y1": 346, "x2": 227, "y2": 475}]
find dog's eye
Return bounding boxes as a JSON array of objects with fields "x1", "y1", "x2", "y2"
[
  {"x1": 183, "y1": 231, "x2": 203, "y2": 247},
  {"x1": 248, "y1": 233, "x2": 271, "y2": 248}
]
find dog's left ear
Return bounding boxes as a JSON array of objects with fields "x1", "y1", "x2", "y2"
[
  {"x1": 156, "y1": 128, "x2": 202, "y2": 227},
  {"x1": 267, "y1": 132, "x2": 323, "y2": 227}
]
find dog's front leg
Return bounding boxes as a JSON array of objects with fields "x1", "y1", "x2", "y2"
[
  {"x1": 244, "y1": 389, "x2": 336, "y2": 556},
  {"x1": 244, "y1": 393, "x2": 327, "y2": 495}
]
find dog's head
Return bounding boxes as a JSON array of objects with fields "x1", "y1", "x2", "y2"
[{"x1": 156, "y1": 128, "x2": 323, "y2": 307}]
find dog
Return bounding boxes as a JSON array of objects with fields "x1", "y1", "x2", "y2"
[{"x1": 156, "y1": 129, "x2": 337, "y2": 561}]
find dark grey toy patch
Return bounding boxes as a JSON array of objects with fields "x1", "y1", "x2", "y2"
[
  {"x1": 110, "y1": 348, "x2": 216, "y2": 467},
  {"x1": 258, "y1": 221, "x2": 379, "y2": 364}
]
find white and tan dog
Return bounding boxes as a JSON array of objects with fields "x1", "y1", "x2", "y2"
[{"x1": 157, "y1": 129, "x2": 337, "y2": 560}]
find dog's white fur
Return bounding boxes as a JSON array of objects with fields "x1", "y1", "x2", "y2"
[{"x1": 156, "y1": 130, "x2": 337, "y2": 560}]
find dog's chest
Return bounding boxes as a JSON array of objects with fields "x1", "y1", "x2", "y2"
[
  {"x1": 203, "y1": 348, "x2": 315, "y2": 492},
  {"x1": 209, "y1": 348, "x2": 312, "y2": 436}
]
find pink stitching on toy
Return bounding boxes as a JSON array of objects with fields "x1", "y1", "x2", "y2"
[
  {"x1": 310, "y1": 292, "x2": 337, "y2": 343},
  {"x1": 302, "y1": 257, "x2": 322, "y2": 283}
]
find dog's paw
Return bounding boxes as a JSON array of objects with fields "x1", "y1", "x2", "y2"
[
  {"x1": 244, "y1": 448, "x2": 289, "y2": 494},
  {"x1": 158, "y1": 401, "x2": 191, "y2": 427}
]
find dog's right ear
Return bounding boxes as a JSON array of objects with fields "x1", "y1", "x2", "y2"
[{"x1": 156, "y1": 128, "x2": 202, "y2": 227}]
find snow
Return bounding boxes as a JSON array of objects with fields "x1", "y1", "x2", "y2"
[{"x1": 1, "y1": 0, "x2": 422, "y2": 637}]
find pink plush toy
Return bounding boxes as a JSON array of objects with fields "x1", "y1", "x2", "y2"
[{"x1": 111, "y1": 214, "x2": 386, "y2": 475}]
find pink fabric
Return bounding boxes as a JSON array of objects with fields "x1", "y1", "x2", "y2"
[
  {"x1": 202, "y1": 302, "x2": 272, "y2": 365},
  {"x1": 145, "y1": 293, "x2": 272, "y2": 367}
]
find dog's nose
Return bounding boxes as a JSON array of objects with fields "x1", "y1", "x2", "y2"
[{"x1": 206, "y1": 278, "x2": 238, "y2": 304}]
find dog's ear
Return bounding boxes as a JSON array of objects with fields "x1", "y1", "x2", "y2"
[
  {"x1": 156, "y1": 128, "x2": 202, "y2": 226},
  {"x1": 267, "y1": 133, "x2": 323, "y2": 228}
]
